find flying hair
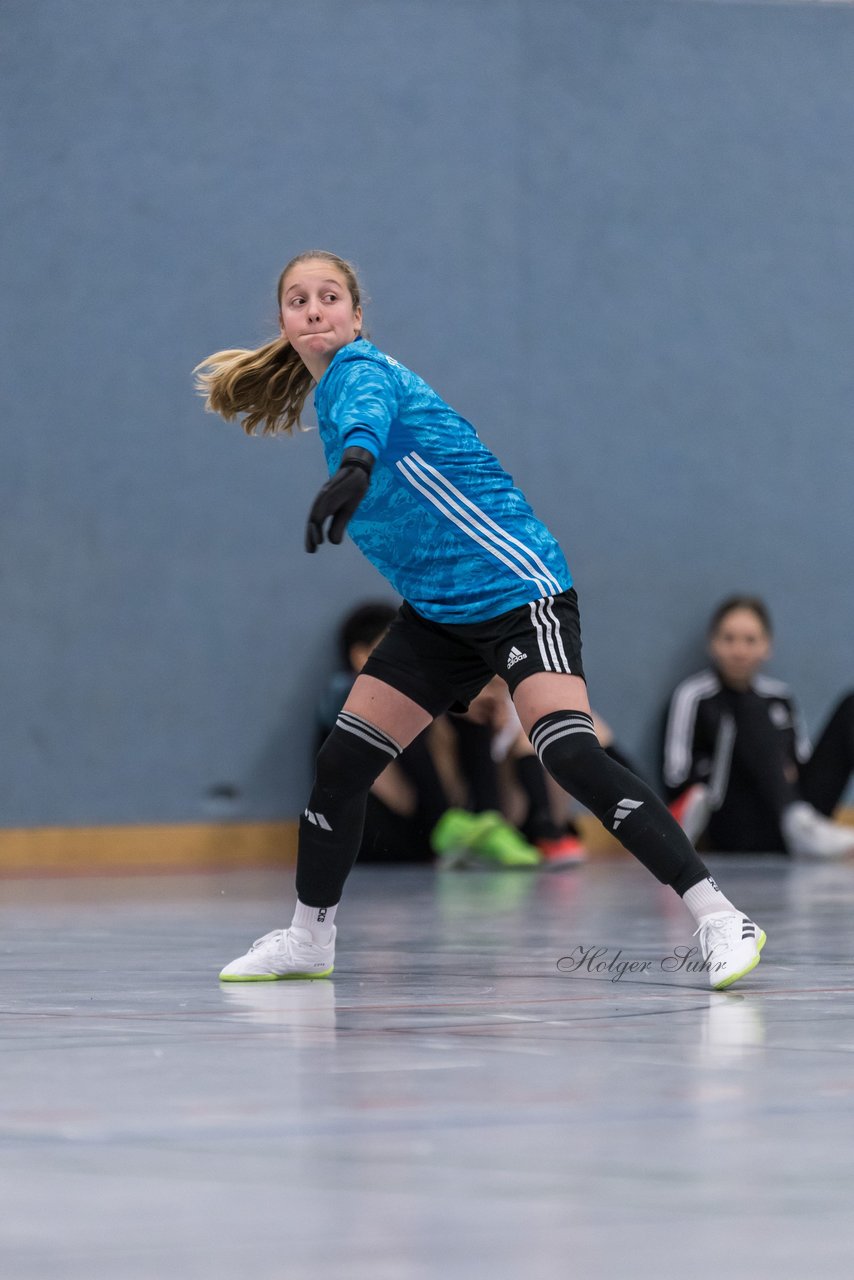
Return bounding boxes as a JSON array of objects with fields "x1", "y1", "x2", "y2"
[{"x1": 194, "y1": 251, "x2": 363, "y2": 436}]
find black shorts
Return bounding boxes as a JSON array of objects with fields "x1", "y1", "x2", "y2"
[{"x1": 361, "y1": 589, "x2": 586, "y2": 717}]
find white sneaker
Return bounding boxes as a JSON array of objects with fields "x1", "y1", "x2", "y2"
[
  {"x1": 694, "y1": 911, "x2": 766, "y2": 990},
  {"x1": 219, "y1": 927, "x2": 335, "y2": 982},
  {"x1": 781, "y1": 802, "x2": 854, "y2": 860}
]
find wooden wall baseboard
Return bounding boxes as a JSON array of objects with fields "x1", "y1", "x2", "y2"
[
  {"x1": 1, "y1": 809, "x2": 852, "y2": 875},
  {"x1": 0, "y1": 822, "x2": 298, "y2": 876}
]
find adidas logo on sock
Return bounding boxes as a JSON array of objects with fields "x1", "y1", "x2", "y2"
[
  {"x1": 612, "y1": 798, "x2": 643, "y2": 830},
  {"x1": 506, "y1": 646, "x2": 528, "y2": 669},
  {"x1": 304, "y1": 809, "x2": 332, "y2": 831}
]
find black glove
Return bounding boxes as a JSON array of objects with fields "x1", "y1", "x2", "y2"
[{"x1": 305, "y1": 446, "x2": 374, "y2": 552}]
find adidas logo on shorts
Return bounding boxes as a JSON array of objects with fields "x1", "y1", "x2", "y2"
[{"x1": 506, "y1": 646, "x2": 528, "y2": 670}]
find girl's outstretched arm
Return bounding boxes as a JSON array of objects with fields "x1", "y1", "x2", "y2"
[{"x1": 305, "y1": 447, "x2": 374, "y2": 552}]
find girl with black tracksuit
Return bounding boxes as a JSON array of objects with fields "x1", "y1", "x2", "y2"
[{"x1": 663, "y1": 596, "x2": 854, "y2": 858}]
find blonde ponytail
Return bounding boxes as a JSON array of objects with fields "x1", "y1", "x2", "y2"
[{"x1": 194, "y1": 336, "x2": 313, "y2": 436}]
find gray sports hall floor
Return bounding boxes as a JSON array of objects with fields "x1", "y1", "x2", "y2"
[{"x1": 2, "y1": 856, "x2": 853, "y2": 1280}]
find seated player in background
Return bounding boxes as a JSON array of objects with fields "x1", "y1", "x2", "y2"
[
  {"x1": 448, "y1": 678, "x2": 643, "y2": 866},
  {"x1": 317, "y1": 602, "x2": 543, "y2": 867},
  {"x1": 663, "y1": 595, "x2": 854, "y2": 858},
  {"x1": 432, "y1": 676, "x2": 587, "y2": 867},
  {"x1": 323, "y1": 605, "x2": 641, "y2": 869}
]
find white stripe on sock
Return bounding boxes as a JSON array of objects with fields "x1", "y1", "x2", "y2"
[
  {"x1": 531, "y1": 714, "x2": 594, "y2": 754},
  {"x1": 336, "y1": 716, "x2": 400, "y2": 758},
  {"x1": 337, "y1": 712, "x2": 402, "y2": 757}
]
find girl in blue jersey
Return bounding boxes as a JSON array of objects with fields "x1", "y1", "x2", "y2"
[{"x1": 196, "y1": 250, "x2": 766, "y2": 990}]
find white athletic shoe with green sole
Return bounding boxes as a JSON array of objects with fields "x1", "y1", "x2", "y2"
[
  {"x1": 694, "y1": 911, "x2": 766, "y2": 990},
  {"x1": 219, "y1": 926, "x2": 335, "y2": 982}
]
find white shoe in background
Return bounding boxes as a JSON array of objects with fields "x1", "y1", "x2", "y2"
[{"x1": 782, "y1": 802, "x2": 854, "y2": 860}]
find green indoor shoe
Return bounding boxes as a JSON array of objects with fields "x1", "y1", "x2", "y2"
[
  {"x1": 431, "y1": 808, "x2": 483, "y2": 865},
  {"x1": 468, "y1": 812, "x2": 542, "y2": 868},
  {"x1": 432, "y1": 808, "x2": 540, "y2": 869}
]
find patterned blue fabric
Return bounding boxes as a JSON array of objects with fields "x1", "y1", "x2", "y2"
[{"x1": 313, "y1": 338, "x2": 572, "y2": 623}]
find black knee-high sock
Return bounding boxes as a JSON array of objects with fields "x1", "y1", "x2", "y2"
[
  {"x1": 296, "y1": 712, "x2": 403, "y2": 907},
  {"x1": 530, "y1": 711, "x2": 709, "y2": 894}
]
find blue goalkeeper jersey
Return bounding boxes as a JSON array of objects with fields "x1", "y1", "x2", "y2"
[{"x1": 312, "y1": 337, "x2": 572, "y2": 623}]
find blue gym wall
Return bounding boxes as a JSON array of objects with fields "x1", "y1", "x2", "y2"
[{"x1": 2, "y1": 0, "x2": 853, "y2": 827}]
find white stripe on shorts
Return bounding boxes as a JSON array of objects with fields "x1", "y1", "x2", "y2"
[{"x1": 529, "y1": 597, "x2": 573, "y2": 673}]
